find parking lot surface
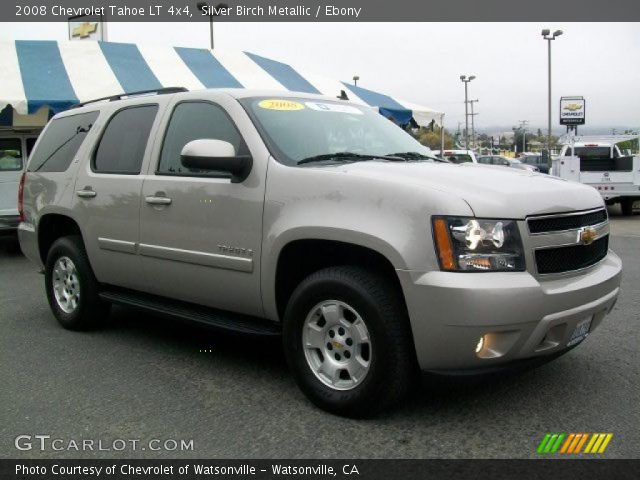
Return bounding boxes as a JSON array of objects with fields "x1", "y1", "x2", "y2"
[{"x1": 1, "y1": 207, "x2": 638, "y2": 459}]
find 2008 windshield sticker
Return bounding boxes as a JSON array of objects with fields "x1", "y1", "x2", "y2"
[
  {"x1": 258, "y1": 99, "x2": 305, "y2": 111},
  {"x1": 306, "y1": 102, "x2": 363, "y2": 114}
]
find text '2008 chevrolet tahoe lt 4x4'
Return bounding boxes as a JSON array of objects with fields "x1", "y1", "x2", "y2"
[{"x1": 18, "y1": 88, "x2": 622, "y2": 417}]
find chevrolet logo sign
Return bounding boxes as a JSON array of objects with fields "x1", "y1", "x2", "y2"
[
  {"x1": 564, "y1": 103, "x2": 583, "y2": 111},
  {"x1": 578, "y1": 226, "x2": 598, "y2": 245},
  {"x1": 72, "y1": 22, "x2": 98, "y2": 39}
]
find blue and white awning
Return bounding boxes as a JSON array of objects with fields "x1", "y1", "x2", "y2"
[{"x1": 0, "y1": 40, "x2": 441, "y2": 127}]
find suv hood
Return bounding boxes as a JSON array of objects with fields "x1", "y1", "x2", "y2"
[{"x1": 322, "y1": 161, "x2": 604, "y2": 218}]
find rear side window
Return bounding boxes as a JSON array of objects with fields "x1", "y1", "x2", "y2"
[
  {"x1": 0, "y1": 138, "x2": 22, "y2": 171},
  {"x1": 158, "y1": 102, "x2": 243, "y2": 176},
  {"x1": 28, "y1": 111, "x2": 99, "y2": 172},
  {"x1": 94, "y1": 105, "x2": 158, "y2": 174}
]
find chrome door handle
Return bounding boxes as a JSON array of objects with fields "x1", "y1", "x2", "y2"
[
  {"x1": 145, "y1": 196, "x2": 172, "y2": 206},
  {"x1": 76, "y1": 189, "x2": 97, "y2": 198}
]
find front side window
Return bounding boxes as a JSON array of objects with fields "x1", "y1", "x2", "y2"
[
  {"x1": 478, "y1": 156, "x2": 491, "y2": 164},
  {"x1": 28, "y1": 111, "x2": 99, "y2": 172},
  {"x1": 0, "y1": 138, "x2": 22, "y2": 171},
  {"x1": 94, "y1": 105, "x2": 158, "y2": 174},
  {"x1": 158, "y1": 102, "x2": 243, "y2": 176},
  {"x1": 241, "y1": 97, "x2": 433, "y2": 166}
]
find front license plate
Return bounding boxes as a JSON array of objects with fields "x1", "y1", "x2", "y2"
[{"x1": 567, "y1": 317, "x2": 593, "y2": 347}]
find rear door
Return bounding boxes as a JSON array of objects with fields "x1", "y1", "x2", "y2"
[
  {"x1": 73, "y1": 103, "x2": 164, "y2": 291},
  {"x1": 137, "y1": 96, "x2": 266, "y2": 316},
  {"x1": 0, "y1": 137, "x2": 24, "y2": 219}
]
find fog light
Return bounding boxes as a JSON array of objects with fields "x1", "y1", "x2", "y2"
[{"x1": 475, "y1": 336, "x2": 485, "y2": 354}]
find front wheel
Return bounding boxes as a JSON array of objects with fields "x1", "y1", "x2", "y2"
[
  {"x1": 283, "y1": 266, "x2": 417, "y2": 417},
  {"x1": 45, "y1": 235, "x2": 110, "y2": 330}
]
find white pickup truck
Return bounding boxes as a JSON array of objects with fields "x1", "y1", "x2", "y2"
[{"x1": 552, "y1": 136, "x2": 640, "y2": 215}]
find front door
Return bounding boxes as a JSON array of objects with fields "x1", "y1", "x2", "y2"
[{"x1": 138, "y1": 100, "x2": 265, "y2": 317}]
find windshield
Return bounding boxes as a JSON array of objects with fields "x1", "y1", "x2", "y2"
[
  {"x1": 240, "y1": 97, "x2": 433, "y2": 166},
  {"x1": 575, "y1": 147, "x2": 611, "y2": 160},
  {"x1": 444, "y1": 154, "x2": 473, "y2": 164},
  {"x1": 521, "y1": 156, "x2": 541, "y2": 165}
]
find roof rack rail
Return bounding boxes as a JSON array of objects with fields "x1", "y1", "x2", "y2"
[{"x1": 72, "y1": 87, "x2": 188, "y2": 109}]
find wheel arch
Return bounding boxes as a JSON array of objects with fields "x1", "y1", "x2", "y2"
[{"x1": 269, "y1": 236, "x2": 407, "y2": 322}]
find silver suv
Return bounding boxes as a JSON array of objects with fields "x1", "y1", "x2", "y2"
[{"x1": 18, "y1": 88, "x2": 622, "y2": 416}]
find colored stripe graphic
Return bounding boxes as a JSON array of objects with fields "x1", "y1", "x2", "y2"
[
  {"x1": 245, "y1": 52, "x2": 320, "y2": 94},
  {"x1": 99, "y1": 42, "x2": 162, "y2": 93},
  {"x1": 15, "y1": 40, "x2": 78, "y2": 113},
  {"x1": 175, "y1": 47, "x2": 243, "y2": 88},
  {"x1": 539, "y1": 433, "x2": 613, "y2": 454}
]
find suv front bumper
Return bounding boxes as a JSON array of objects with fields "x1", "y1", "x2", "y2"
[{"x1": 398, "y1": 251, "x2": 622, "y2": 371}]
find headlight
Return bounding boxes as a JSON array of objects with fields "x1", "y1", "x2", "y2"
[{"x1": 432, "y1": 216, "x2": 525, "y2": 272}]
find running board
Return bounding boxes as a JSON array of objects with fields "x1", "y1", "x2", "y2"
[{"x1": 99, "y1": 288, "x2": 281, "y2": 336}]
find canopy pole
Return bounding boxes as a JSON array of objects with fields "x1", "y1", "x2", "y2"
[{"x1": 440, "y1": 113, "x2": 445, "y2": 155}]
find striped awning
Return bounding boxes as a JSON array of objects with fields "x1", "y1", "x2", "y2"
[{"x1": 0, "y1": 40, "x2": 441, "y2": 127}]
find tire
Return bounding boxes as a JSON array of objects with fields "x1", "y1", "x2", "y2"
[
  {"x1": 283, "y1": 266, "x2": 417, "y2": 417},
  {"x1": 45, "y1": 235, "x2": 110, "y2": 330},
  {"x1": 621, "y1": 198, "x2": 636, "y2": 216}
]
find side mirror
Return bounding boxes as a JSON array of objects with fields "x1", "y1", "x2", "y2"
[{"x1": 180, "y1": 139, "x2": 252, "y2": 183}]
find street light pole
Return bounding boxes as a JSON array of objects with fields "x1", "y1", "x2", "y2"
[
  {"x1": 541, "y1": 29, "x2": 563, "y2": 166},
  {"x1": 197, "y1": 2, "x2": 228, "y2": 50},
  {"x1": 469, "y1": 99, "x2": 479, "y2": 149},
  {"x1": 460, "y1": 75, "x2": 475, "y2": 150},
  {"x1": 353, "y1": 75, "x2": 359, "y2": 86}
]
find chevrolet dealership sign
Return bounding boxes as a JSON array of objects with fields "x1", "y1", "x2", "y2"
[{"x1": 560, "y1": 96, "x2": 586, "y2": 125}]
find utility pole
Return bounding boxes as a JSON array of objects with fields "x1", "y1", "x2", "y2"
[
  {"x1": 469, "y1": 99, "x2": 479, "y2": 149},
  {"x1": 460, "y1": 75, "x2": 476, "y2": 150}
]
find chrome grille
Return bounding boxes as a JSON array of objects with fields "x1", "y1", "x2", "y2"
[
  {"x1": 528, "y1": 208, "x2": 607, "y2": 234},
  {"x1": 535, "y1": 236, "x2": 609, "y2": 274}
]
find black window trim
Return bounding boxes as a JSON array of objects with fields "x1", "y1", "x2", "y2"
[
  {"x1": 154, "y1": 99, "x2": 246, "y2": 179},
  {"x1": 91, "y1": 103, "x2": 159, "y2": 175}
]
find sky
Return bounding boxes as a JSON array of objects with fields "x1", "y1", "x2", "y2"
[{"x1": 2, "y1": 22, "x2": 639, "y2": 132}]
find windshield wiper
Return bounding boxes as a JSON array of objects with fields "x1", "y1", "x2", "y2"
[
  {"x1": 297, "y1": 152, "x2": 404, "y2": 165},
  {"x1": 387, "y1": 151, "x2": 449, "y2": 162}
]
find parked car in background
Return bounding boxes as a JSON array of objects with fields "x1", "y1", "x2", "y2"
[
  {"x1": 432, "y1": 149, "x2": 477, "y2": 164},
  {"x1": 478, "y1": 155, "x2": 539, "y2": 172},
  {"x1": 518, "y1": 153, "x2": 549, "y2": 173},
  {"x1": 0, "y1": 133, "x2": 38, "y2": 236}
]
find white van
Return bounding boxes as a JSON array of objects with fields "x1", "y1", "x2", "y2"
[{"x1": 0, "y1": 132, "x2": 39, "y2": 235}]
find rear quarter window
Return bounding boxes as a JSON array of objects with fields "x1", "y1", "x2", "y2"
[
  {"x1": 28, "y1": 111, "x2": 99, "y2": 172},
  {"x1": 93, "y1": 105, "x2": 158, "y2": 175}
]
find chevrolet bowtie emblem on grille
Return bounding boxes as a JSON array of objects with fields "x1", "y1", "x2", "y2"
[{"x1": 578, "y1": 226, "x2": 598, "y2": 245}]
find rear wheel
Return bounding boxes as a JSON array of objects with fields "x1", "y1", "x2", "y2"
[
  {"x1": 283, "y1": 266, "x2": 417, "y2": 417},
  {"x1": 45, "y1": 235, "x2": 110, "y2": 330},
  {"x1": 621, "y1": 198, "x2": 636, "y2": 216}
]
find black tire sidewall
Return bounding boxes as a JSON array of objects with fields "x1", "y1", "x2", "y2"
[
  {"x1": 45, "y1": 236, "x2": 106, "y2": 330},
  {"x1": 284, "y1": 267, "x2": 412, "y2": 416}
]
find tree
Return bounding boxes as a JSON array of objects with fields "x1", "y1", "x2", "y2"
[{"x1": 413, "y1": 126, "x2": 455, "y2": 150}]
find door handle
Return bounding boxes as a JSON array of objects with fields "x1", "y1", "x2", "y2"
[
  {"x1": 145, "y1": 195, "x2": 172, "y2": 206},
  {"x1": 76, "y1": 188, "x2": 97, "y2": 198}
]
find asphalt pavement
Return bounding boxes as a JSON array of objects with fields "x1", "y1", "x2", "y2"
[{"x1": 1, "y1": 207, "x2": 638, "y2": 459}]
